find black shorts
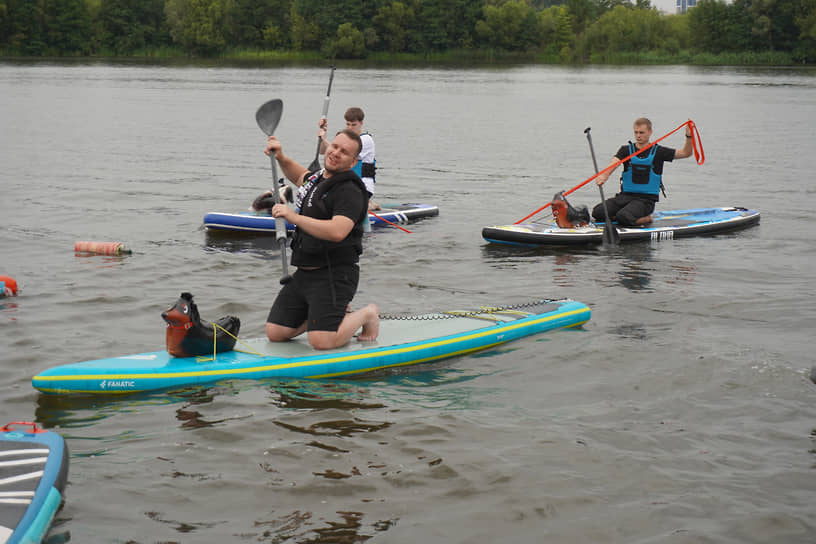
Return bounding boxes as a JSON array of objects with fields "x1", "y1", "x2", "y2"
[{"x1": 266, "y1": 264, "x2": 359, "y2": 332}]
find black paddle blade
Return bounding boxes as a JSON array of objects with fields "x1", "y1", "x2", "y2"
[
  {"x1": 602, "y1": 223, "x2": 620, "y2": 245},
  {"x1": 256, "y1": 99, "x2": 283, "y2": 136}
]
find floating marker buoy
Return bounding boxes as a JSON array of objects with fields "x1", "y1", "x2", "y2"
[
  {"x1": 74, "y1": 241, "x2": 131, "y2": 255},
  {"x1": 0, "y1": 275, "x2": 18, "y2": 296}
]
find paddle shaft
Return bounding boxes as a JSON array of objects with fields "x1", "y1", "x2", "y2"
[
  {"x1": 585, "y1": 127, "x2": 619, "y2": 245},
  {"x1": 269, "y1": 156, "x2": 292, "y2": 283},
  {"x1": 310, "y1": 66, "x2": 336, "y2": 171}
]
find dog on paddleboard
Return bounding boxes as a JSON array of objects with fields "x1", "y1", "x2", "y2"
[{"x1": 161, "y1": 292, "x2": 240, "y2": 358}]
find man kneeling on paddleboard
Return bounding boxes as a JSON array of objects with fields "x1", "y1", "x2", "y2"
[
  {"x1": 593, "y1": 117, "x2": 695, "y2": 226},
  {"x1": 262, "y1": 129, "x2": 379, "y2": 350}
]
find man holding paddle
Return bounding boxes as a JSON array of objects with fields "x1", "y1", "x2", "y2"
[
  {"x1": 593, "y1": 117, "x2": 694, "y2": 226},
  {"x1": 262, "y1": 129, "x2": 379, "y2": 350}
]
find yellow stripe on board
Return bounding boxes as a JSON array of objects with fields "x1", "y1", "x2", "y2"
[{"x1": 35, "y1": 307, "x2": 590, "y2": 383}]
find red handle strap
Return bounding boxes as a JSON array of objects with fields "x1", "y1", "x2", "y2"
[{"x1": 2, "y1": 421, "x2": 45, "y2": 433}]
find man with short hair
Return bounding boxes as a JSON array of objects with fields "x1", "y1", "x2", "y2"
[
  {"x1": 263, "y1": 128, "x2": 379, "y2": 350},
  {"x1": 593, "y1": 117, "x2": 694, "y2": 226}
]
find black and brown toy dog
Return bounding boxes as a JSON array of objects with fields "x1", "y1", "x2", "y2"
[{"x1": 161, "y1": 292, "x2": 240, "y2": 358}]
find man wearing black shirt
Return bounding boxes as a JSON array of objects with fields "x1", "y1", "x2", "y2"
[{"x1": 263, "y1": 129, "x2": 379, "y2": 349}]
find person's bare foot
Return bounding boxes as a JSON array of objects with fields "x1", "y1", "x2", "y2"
[
  {"x1": 356, "y1": 304, "x2": 380, "y2": 342},
  {"x1": 635, "y1": 214, "x2": 653, "y2": 226}
]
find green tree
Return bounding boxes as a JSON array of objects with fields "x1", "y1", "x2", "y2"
[
  {"x1": 165, "y1": 0, "x2": 230, "y2": 55},
  {"x1": 688, "y1": 0, "x2": 752, "y2": 53},
  {"x1": 225, "y1": 0, "x2": 290, "y2": 48},
  {"x1": 538, "y1": 5, "x2": 575, "y2": 56},
  {"x1": 663, "y1": 9, "x2": 690, "y2": 52},
  {"x1": 98, "y1": 0, "x2": 167, "y2": 54},
  {"x1": 372, "y1": 1, "x2": 416, "y2": 52},
  {"x1": 794, "y1": 2, "x2": 816, "y2": 60},
  {"x1": 45, "y1": 0, "x2": 92, "y2": 54},
  {"x1": 475, "y1": 0, "x2": 541, "y2": 51},
  {"x1": 288, "y1": 3, "x2": 320, "y2": 51},
  {"x1": 566, "y1": 0, "x2": 599, "y2": 34},
  {"x1": 584, "y1": 4, "x2": 667, "y2": 56},
  {"x1": 326, "y1": 21, "x2": 365, "y2": 58},
  {"x1": 2, "y1": 0, "x2": 47, "y2": 54}
]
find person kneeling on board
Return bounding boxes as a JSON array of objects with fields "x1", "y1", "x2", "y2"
[
  {"x1": 593, "y1": 117, "x2": 694, "y2": 226},
  {"x1": 262, "y1": 129, "x2": 379, "y2": 350}
]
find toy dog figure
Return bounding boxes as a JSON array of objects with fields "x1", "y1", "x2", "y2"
[
  {"x1": 551, "y1": 191, "x2": 590, "y2": 228},
  {"x1": 161, "y1": 292, "x2": 240, "y2": 358}
]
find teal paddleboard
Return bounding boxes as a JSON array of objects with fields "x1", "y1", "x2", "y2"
[{"x1": 32, "y1": 299, "x2": 590, "y2": 395}]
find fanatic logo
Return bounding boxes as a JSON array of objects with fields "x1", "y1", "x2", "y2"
[{"x1": 100, "y1": 380, "x2": 136, "y2": 389}]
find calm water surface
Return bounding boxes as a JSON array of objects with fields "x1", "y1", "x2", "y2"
[{"x1": 1, "y1": 62, "x2": 814, "y2": 543}]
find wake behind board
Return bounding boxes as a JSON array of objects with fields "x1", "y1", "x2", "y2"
[
  {"x1": 482, "y1": 207, "x2": 760, "y2": 247},
  {"x1": 33, "y1": 299, "x2": 590, "y2": 395},
  {"x1": 204, "y1": 203, "x2": 439, "y2": 233},
  {"x1": 1, "y1": 422, "x2": 68, "y2": 544}
]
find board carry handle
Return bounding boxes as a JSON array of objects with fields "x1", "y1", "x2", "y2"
[{"x1": 2, "y1": 421, "x2": 45, "y2": 433}]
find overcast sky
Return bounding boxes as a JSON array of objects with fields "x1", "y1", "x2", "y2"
[{"x1": 652, "y1": 0, "x2": 680, "y2": 14}]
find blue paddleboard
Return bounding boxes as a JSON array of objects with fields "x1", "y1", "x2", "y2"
[
  {"x1": 0, "y1": 422, "x2": 68, "y2": 544},
  {"x1": 33, "y1": 299, "x2": 590, "y2": 395},
  {"x1": 204, "y1": 203, "x2": 439, "y2": 233}
]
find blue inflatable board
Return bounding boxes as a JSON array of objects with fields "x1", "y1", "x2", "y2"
[
  {"x1": 33, "y1": 299, "x2": 590, "y2": 395},
  {"x1": 0, "y1": 422, "x2": 68, "y2": 544}
]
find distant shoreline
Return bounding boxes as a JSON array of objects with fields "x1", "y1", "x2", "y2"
[{"x1": 0, "y1": 48, "x2": 807, "y2": 67}]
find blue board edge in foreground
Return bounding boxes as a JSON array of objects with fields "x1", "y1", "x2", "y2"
[
  {"x1": 1, "y1": 422, "x2": 69, "y2": 544},
  {"x1": 32, "y1": 299, "x2": 590, "y2": 396},
  {"x1": 482, "y1": 206, "x2": 760, "y2": 247}
]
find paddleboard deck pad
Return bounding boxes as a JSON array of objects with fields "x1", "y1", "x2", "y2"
[
  {"x1": 33, "y1": 299, "x2": 590, "y2": 395},
  {"x1": 1, "y1": 422, "x2": 68, "y2": 544},
  {"x1": 204, "y1": 203, "x2": 439, "y2": 233},
  {"x1": 482, "y1": 207, "x2": 760, "y2": 246}
]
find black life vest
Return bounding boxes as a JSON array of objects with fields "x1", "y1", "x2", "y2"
[{"x1": 291, "y1": 170, "x2": 369, "y2": 267}]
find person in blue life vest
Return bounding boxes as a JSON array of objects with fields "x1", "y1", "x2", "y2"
[
  {"x1": 593, "y1": 117, "x2": 695, "y2": 226},
  {"x1": 264, "y1": 128, "x2": 379, "y2": 350},
  {"x1": 319, "y1": 107, "x2": 380, "y2": 210}
]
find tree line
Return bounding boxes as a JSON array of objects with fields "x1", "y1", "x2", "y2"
[{"x1": 1, "y1": 0, "x2": 814, "y2": 63}]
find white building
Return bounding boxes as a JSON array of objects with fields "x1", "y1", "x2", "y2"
[{"x1": 676, "y1": 0, "x2": 697, "y2": 13}]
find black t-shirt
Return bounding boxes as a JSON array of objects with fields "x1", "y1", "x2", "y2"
[{"x1": 291, "y1": 173, "x2": 367, "y2": 268}]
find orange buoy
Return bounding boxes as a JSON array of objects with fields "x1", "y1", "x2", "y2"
[
  {"x1": 74, "y1": 241, "x2": 131, "y2": 256},
  {"x1": 0, "y1": 275, "x2": 18, "y2": 296}
]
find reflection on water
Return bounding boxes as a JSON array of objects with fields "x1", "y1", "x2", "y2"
[
  {"x1": 34, "y1": 385, "x2": 220, "y2": 429},
  {"x1": 204, "y1": 230, "x2": 286, "y2": 255},
  {"x1": 251, "y1": 509, "x2": 399, "y2": 543},
  {"x1": 482, "y1": 238, "x2": 698, "y2": 293}
]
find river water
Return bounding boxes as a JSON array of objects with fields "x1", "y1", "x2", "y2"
[{"x1": 1, "y1": 61, "x2": 814, "y2": 543}]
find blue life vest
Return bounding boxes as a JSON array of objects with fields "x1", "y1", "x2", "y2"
[
  {"x1": 621, "y1": 142, "x2": 662, "y2": 196},
  {"x1": 352, "y1": 160, "x2": 376, "y2": 179}
]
